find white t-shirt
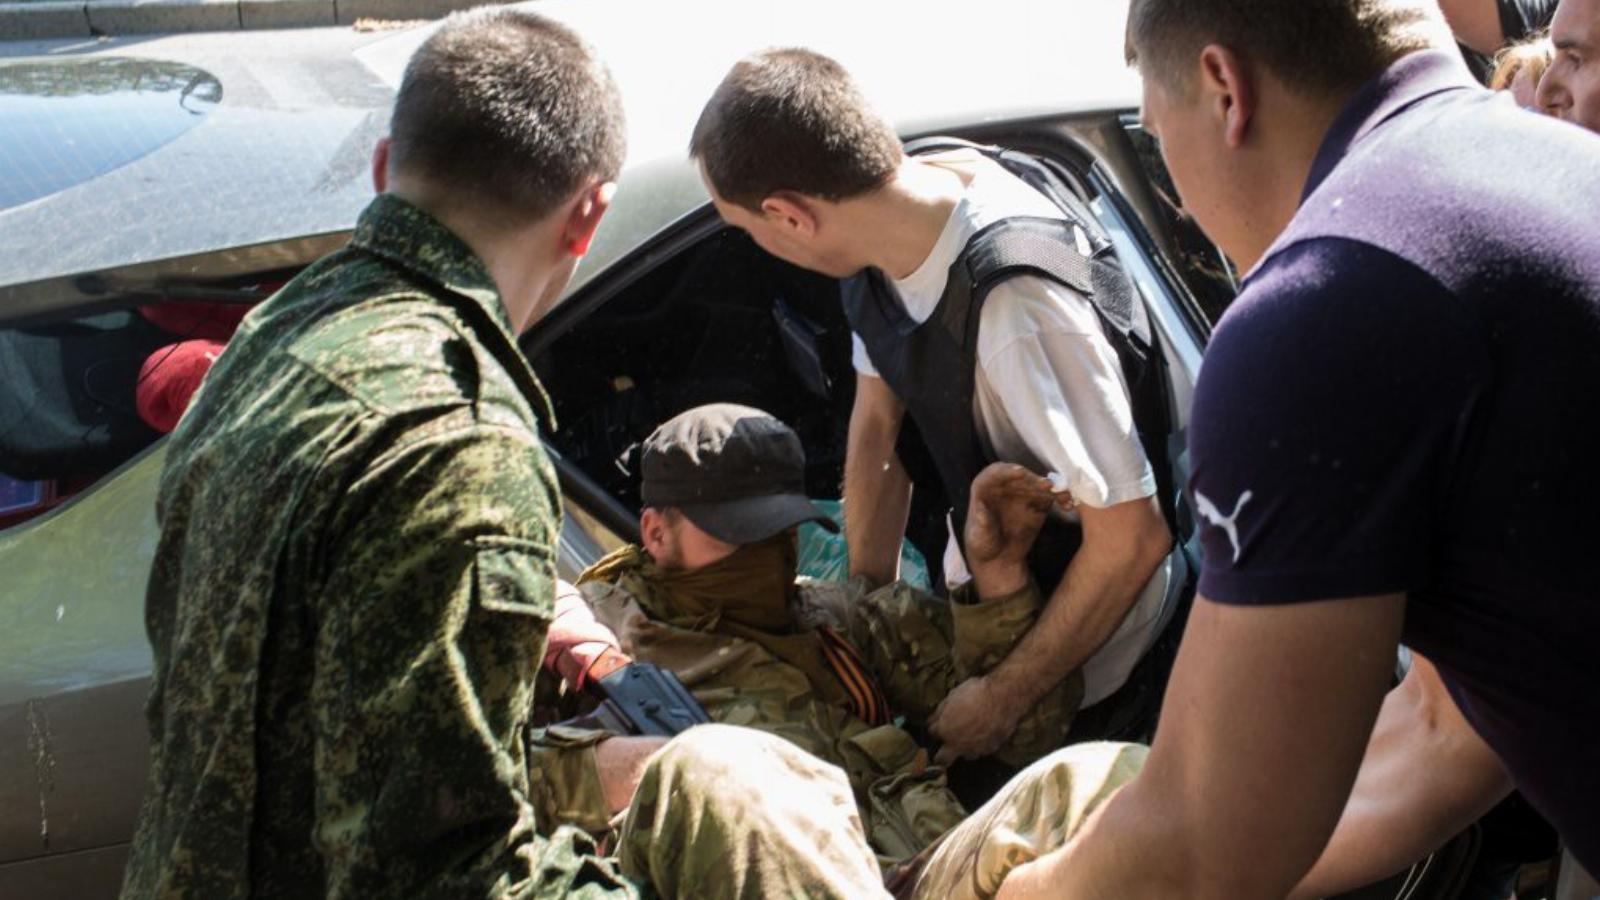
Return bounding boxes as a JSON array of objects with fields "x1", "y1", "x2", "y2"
[{"x1": 851, "y1": 151, "x2": 1174, "y2": 705}]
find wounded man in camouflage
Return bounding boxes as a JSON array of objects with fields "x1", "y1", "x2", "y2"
[
  {"x1": 120, "y1": 11, "x2": 936, "y2": 900},
  {"x1": 537, "y1": 404, "x2": 1147, "y2": 898}
]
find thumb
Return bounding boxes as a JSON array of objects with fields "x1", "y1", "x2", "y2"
[
  {"x1": 934, "y1": 744, "x2": 960, "y2": 767},
  {"x1": 971, "y1": 500, "x2": 992, "y2": 529}
]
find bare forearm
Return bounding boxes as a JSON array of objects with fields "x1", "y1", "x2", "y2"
[
  {"x1": 1289, "y1": 659, "x2": 1512, "y2": 900},
  {"x1": 968, "y1": 557, "x2": 1032, "y2": 600},
  {"x1": 597, "y1": 736, "x2": 670, "y2": 815},
  {"x1": 988, "y1": 501, "x2": 1167, "y2": 705},
  {"x1": 844, "y1": 394, "x2": 911, "y2": 587},
  {"x1": 1437, "y1": 0, "x2": 1507, "y2": 54},
  {"x1": 1018, "y1": 775, "x2": 1197, "y2": 900},
  {"x1": 1011, "y1": 595, "x2": 1405, "y2": 900}
]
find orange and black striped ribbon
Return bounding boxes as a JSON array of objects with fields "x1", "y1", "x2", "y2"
[{"x1": 818, "y1": 626, "x2": 892, "y2": 727}]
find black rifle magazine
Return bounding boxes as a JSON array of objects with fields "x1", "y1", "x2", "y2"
[{"x1": 592, "y1": 661, "x2": 711, "y2": 738}]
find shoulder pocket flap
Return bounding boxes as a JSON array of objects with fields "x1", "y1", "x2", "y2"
[{"x1": 474, "y1": 535, "x2": 555, "y2": 619}]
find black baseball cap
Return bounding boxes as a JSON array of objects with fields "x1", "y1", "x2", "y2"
[{"x1": 640, "y1": 403, "x2": 839, "y2": 544}]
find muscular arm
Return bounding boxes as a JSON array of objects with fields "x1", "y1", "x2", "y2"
[
  {"x1": 1289, "y1": 655, "x2": 1512, "y2": 899},
  {"x1": 844, "y1": 372, "x2": 913, "y2": 587},
  {"x1": 1440, "y1": 0, "x2": 1511, "y2": 54},
  {"x1": 983, "y1": 495, "x2": 1170, "y2": 717},
  {"x1": 1001, "y1": 593, "x2": 1405, "y2": 900},
  {"x1": 942, "y1": 282, "x2": 1169, "y2": 738},
  {"x1": 928, "y1": 493, "x2": 1168, "y2": 760}
]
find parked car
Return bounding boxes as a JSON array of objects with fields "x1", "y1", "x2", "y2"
[{"x1": 0, "y1": 3, "x2": 1491, "y2": 897}]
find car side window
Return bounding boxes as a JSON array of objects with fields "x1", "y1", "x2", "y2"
[
  {"x1": 530, "y1": 228, "x2": 856, "y2": 517},
  {"x1": 1119, "y1": 115, "x2": 1239, "y2": 327}
]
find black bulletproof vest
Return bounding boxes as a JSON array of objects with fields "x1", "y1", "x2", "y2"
[{"x1": 841, "y1": 147, "x2": 1169, "y2": 591}]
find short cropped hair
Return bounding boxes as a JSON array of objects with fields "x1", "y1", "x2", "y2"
[
  {"x1": 1127, "y1": 0, "x2": 1441, "y2": 94},
  {"x1": 389, "y1": 8, "x2": 625, "y2": 222},
  {"x1": 690, "y1": 48, "x2": 901, "y2": 211}
]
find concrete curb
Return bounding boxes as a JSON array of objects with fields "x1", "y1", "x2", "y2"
[
  {"x1": 0, "y1": 1, "x2": 87, "y2": 38},
  {"x1": 0, "y1": 0, "x2": 495, "y2": 39}
]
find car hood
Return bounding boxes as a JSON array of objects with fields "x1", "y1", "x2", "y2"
[
  {"x1": 0, "y1": 0, "x2": 1136, "y2": 324},
  {"x1": 0, "y1": 33, "x2": 394, "y2": 321}
]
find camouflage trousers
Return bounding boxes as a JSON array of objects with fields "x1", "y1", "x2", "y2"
[
  {"x1": 565, "y1": 725, "x2": 1145, "y2": 900},
  {"x1": 907, "y1": 741, "x2": 1148, "y2": 899}
]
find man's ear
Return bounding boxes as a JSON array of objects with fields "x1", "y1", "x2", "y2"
[
  {"x1": 371, "y1": 137, "x2": 392, "y2": 194},
  {"x1": 562, "y1": 180, "x2": 616, "y2": 258},
  {"x1": 1198, "y1": 44, "x2": 1256, "y2": 149},
  {"x1": 760, "y1": 192, "x2": 821, "y2": 239},
  {"x1": 639, "y1": 507, "x2": 666, "y2": 557}
]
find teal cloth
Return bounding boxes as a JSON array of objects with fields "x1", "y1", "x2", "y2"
[{"x1": 797, "y1": 499, "x2": 931, "y2": 590}]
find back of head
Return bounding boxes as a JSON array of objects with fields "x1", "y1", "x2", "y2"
[
  {"x1": 1127, "y1": 0, "x2": 1447, "y2": 93},
  {"x1": 389, "y1": 8, "x2": 626, "y2": 224},
  {"x1": 690, "y1": 48, "x2": 901, "y2": 210}
]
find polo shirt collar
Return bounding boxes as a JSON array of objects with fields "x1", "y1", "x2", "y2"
[{"x1": 1302, "y1": 49, "x2": 1479, "y2": 202}]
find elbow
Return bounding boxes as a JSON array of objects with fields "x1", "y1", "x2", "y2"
[
  {"x1": 1077, "y1": 497, "x2": 1171, "y2": 581},
  {"x1": 1137, "y1": 513, "x2": 1173, "y2": 571},
  {"x1": 1126, "y1": 502, "x2": 1172, "y2": 577}
]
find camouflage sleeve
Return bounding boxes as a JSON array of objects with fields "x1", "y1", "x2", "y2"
[
  {"x1": 846, "y1": 578, "x2": 1080, "y2": 766},
  {"x1": 946, "y1": 581, "x2": 1045, "y2": 675},
  {"x1": 308, "y1": 423, "x2": 599, "y2": 899},
  {"x1": 832, "y1": 579, "x2": 1045, "y2": 722}
]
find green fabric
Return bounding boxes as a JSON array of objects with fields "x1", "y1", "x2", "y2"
[
  {"x1": 909, "y1": 742, "x2": 1147, "y2": 900},
  {"x1": 619, "y1": 725, "x2": 893, "y2": 900},
  {"x1": 579, "y1": 538, "x2": 851, "y2": 710},
  {"x1": 122, "y1": 194, "x2": 631, "y2": 899},
  {"x1": 560, "y1": 575, "x2": 1081, "y2": 865}
]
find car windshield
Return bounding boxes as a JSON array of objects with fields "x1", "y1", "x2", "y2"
[{"x1": 0, "y1": 57, "x2": 222, "y2": 211}]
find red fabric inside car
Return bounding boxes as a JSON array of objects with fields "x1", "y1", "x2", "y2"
[
  {"x1": 137, "y1": 300, "x2": 253, "y2": 342},
  {"x1": 136, "y1": 339, "x2": 227, "y2": 434}
]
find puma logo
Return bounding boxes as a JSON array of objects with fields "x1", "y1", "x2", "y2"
[{"x1": 1194, "y1": 489, "x2": 1253, "y2": 564}]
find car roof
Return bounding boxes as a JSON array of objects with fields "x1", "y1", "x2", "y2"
[
  {"x1": 364, "y1": 0, "x2": 1141, "y2": 295},
  {"x1": 0, "y1": 0, "x2": 1137, "y2": 314}
]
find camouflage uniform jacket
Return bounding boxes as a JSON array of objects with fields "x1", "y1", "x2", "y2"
[
  {"x1": 552, "y1": 574, "x2": 1080, "y2": 863},
  {"x1": 122, "y1": 195, "x2": 634, "y2": 900}
]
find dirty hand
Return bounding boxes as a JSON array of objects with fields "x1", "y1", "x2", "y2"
[
  {"x1": 929, "y1": 675, "x2": 1026, "y2": 765},
  {"x1": 963, "y1": 463, "x2": 1061, "y2": 570}
]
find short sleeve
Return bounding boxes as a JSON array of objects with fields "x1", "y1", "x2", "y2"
[
  {"x1": 1189, "y1": 239, "x2": 1486, "y2": 605},
  {"x1": 974, "y1": 277, "x2": 1157, "y2": 508},
  {"x1": 851, "y1": 332, "x2": 881, "y2": 378}
]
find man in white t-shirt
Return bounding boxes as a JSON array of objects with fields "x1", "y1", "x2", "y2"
[{"x1": 689, "y1": 48, "x2": 1176, "y2": 761}]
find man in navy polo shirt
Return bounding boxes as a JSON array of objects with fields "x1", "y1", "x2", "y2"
[{"x1": 993, "y1": 1, "x2": 1600, "y2": 898}]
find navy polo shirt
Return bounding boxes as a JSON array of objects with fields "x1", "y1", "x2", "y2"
[{"x1": 1189, "y1": 50, "x2": 1600, "y2": 868}]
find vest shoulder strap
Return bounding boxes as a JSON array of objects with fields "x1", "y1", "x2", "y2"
[{"x1": 945, "y1": 216, "x2": 1145, "y2": 350}]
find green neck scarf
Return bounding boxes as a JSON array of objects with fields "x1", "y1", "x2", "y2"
[{"x1": 579, "y1": 536, "x2": 850, "y2": 708}]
